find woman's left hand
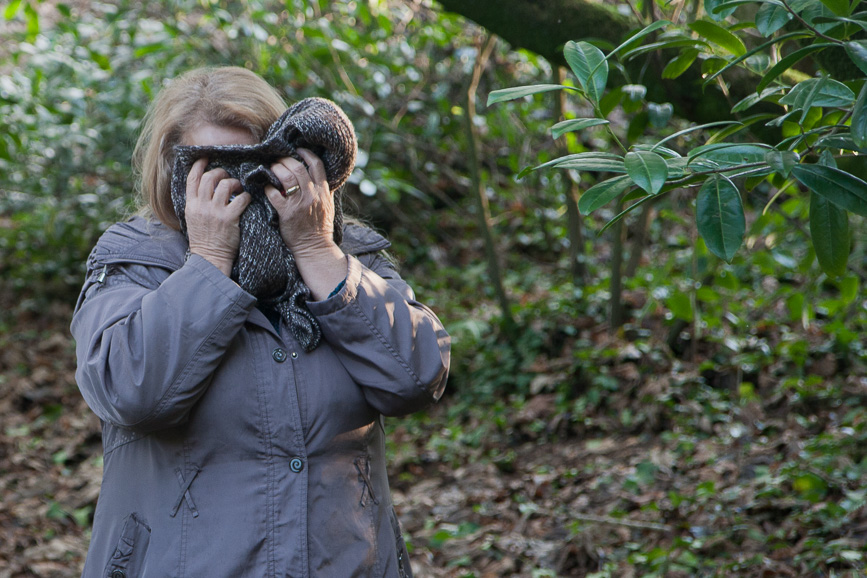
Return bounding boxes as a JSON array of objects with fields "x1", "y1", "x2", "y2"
[
  {"x1": 264, "y1": 148, "x2": 336, "y2": 255},
  {"x1": 264, "y1": 148, "x2": 347, "y2": 299}
]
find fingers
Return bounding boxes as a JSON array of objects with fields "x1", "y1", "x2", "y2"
[
  {"x1": 198, "y1": 167, "x2": 231, "y2": 199},
  {"x1": 296, "y1": 148, "x2": 327, "y2": 185},
  {"x1": 186, "y1": 158, "x2": 208, "y2": 199},
  {"x1": 271, "y1": 149, "x2": 329, "y2": 197},
  {"x1": 271, "y1": 162, "x2": 303, "y2": 196},
  {"x1": 212, "y1": 177, "x2": 242, "y2": 205}
]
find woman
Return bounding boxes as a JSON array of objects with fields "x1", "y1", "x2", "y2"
[{"x1": 71, "y1": 66, "x2": 450, "y2": 577}]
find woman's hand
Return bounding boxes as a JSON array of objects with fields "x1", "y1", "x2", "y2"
[
  {"x1": 264, "y1": 148, "x2": 347, "y2": 300},
  {"x1": 185, "y1": 158, "x2": 251, "y2": 276}
]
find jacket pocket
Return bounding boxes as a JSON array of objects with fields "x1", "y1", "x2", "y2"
[
  {"x1": 103, "y1": 513, "x2": 151, "y2": 578},
  {"x1": 389, "y1": 508, "x2": 411, "y2": 578}
]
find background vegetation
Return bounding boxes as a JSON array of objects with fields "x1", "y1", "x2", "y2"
[{"x1": 2, "y1": 0, "x2": 867, "y2": 576}]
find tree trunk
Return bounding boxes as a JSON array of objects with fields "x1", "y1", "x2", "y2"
[{"x1": 466, "y1": 34, "x2": 517, "y2": 337}]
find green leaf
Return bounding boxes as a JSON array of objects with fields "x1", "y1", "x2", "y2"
[
  {"x1": 756, "y1": 2, "x2": 793, "y2": 36},
  {"x1": 652, "y1": 120, "x2": 740, "y2": 152},
  {"x1": 647, "y1": 102, "x2": 673, "y2": 128},
  {"x1": 666, "y1": 292, "x2": 694, "y2": 321},
  {"x1": 624, "y1": 38, "x2": 710, "y2": 61},
  {"x1": 23, "y1": 1, "x2": 38, "y2": 39},
  {"x1": 608, "y1": 20, "x2": 672, "y2": 61},
  {"x1": 703, "y1": 31, "x2": 810, "y2": 87},
  {"x1": 810, "y1": 192, "x2": 849, "y2": 278},
  {"x1": 486, "y1": 84, "x2": 578, "y2": 106},
  {"x1": 628, "y1": 111, "x2": 649, "y2": 141},
  {"x1": 599, "y1": 87, "x2": 623, "y2": 116},
  {"x1": 688, "y1": 20, "x2": 747, "y2": 56},
  {"x1": 3, "y1": 0, "x2": 22, "y2": 20},
  {"x1": 793, "y1": 164, "x2": 867, "y2": 216},
  {"x1": 820, "y1": 0, "x2": 850, "y2": 15},
  {"x1": 564, "y1": 41, "x2": 608, "y2": 103},
  {"x1": 689, "y1": 143, "x2": 771, "y2": 169},
  {"x1": 697, "y1": 175, "x2": 745, "y2": 262},
  {"x1": 852, "y1": 83, "x2": 867, "y2": 149},
  {"x1": 551, "y1": 118, "x2": 609, "y2": 139},
  {"x1": 625, "y1": 151, "x2": 668, "y2": 195},
  {"x1": 554, "y1": 154, "x2": 626, "y2": 173},
  {"x1": 757, "y1": 44, "x2": 836, "y2": 93},
  {"x1": 845, "y1": 40, "x2": 867, "y2": 75},
  {"x1": 732, "y1": 86, "x2": 786, "y2": 113},
  {"x1": 764, "y1": 150, "x2": 799, "y2": 177},
  {"x1": 706, "y1": 0, "x2": 738, "y2": 20},
  {"x1": 814, "y1": 133, "x2": 866, "y2": 152},
  {"x1": 779, "y1": 78, "x2": 856, "y2": 122},
  {"x1": 518, "y1": 152, "x2": 620, "y2": 178},
  {"x1": 707, "y1": 114, "x2": 777, "y2": 143},
  {"x1": 578, "y1": 175, "x2": 633, "y2": 214},
  {"x1": 663, "y1": 49, "x2": 699, "y2": 79}
]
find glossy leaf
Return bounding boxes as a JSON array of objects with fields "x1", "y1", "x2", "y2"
[
  {"x1": 625, "y1": 151, "x2": 668, "y2": 195},
  {"x1": 707, "y1": 114, "x2": 777, "y2": 143},
  {"x1": 764, "y1": 150, "x2": 800, "y2": 177},
  {"x1": 792, "y1": 164, "x2": 867, "y2": 216},
  {"x1": 705, "y1": 0, "x2": 738, "y2": 20},
  {"x1": 550, "y1": 118, "x2": 609, "y2": 139},
  {"x1": 663, "y1": 49, "x2": 699, "y2": 79},
  {"x1": 814, "y1": 133, "x2": 866, "y2": 152},
  {"x1": 819, "y1": 0, "x2": 849, "y2": 15},
  {"x1": 731, "y1": 86, "x2": 786, "y2": 113},
  {"x1": 578, "y1": 175, "x2": 633, "y2": 214},
  {"x1": 517, "y1": 151, "x2": 624, "y2": 178},
  {"x1": 696, "y1": 175, "x2": 745, "y2": 262},
  {"x1": 757, "y1": 44, "x2": 836, "y2": 92},
  {"x1": 647, "y1": 102, "x2": 673, "y2": 128},
  {"x1": 853, "y1": 83, "x2": 867, "y2": 149},
  {"x1": 778, "y1": 77, "x2": 856, "y2": 119},
  {"x1": 688, "y1": 20, "x2": 747, "y2": 56},
  {"x1": 689, "y1": 143, "x2": 770, "y2": 169},
  {"x1": 554, "y1": 156, "x2": 627, "y2": 173},
  {"x1": 846, "y1": 40, "x2": 867, "y2": 75},
  {"x1": 486, "y1": 84, "x2": 577, "y2": 106},
  {"x1": 564, "y1": 41, "x2": 608, "y2": 103},
  {"x1": 756, "y1": 1, "x2": 793, "y2": 36},
  {"x1": 608, "y1": 20, "x2": 671, "y2": 61},
  {"x1": 703, "y1": 32, "x2": 809, "y2": 87},
  {"x1": 810, "y1": 192, "x2": 849, "y2": 278},
  {"x1": 652, "y1": 120, "x2": 740, "y2": 151}
]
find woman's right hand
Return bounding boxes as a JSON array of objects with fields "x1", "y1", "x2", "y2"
[{"x1": 184, "y1": 158, "x2": 251, "y2": 276}]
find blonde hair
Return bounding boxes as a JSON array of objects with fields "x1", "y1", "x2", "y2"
[{"x1": 133, "y1": 67, "x2": 287, "y2": 229}]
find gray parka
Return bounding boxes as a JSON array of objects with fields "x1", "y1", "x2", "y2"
[{"x1": 70, "y1": 217, "x2": 450, "y2": 577}]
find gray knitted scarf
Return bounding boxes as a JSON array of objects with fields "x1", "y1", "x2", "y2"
[{"x1": 170, "y1": 97, "x2": 357, "y2": 351}]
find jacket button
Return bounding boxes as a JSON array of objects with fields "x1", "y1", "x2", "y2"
[
  {"x1": 110, "y1": 570, "x2": 125, "y2": 578},
  {"x1": 272, "y1": 348, "x2": 287, "y2": 363},
  {"x1": 289, "y1": 457, "x2": 304, "y2": 473}
]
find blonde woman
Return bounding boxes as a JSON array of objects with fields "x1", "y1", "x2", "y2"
[{"x1": 71, "y1": 67, "x2": 449, "y2": 577}]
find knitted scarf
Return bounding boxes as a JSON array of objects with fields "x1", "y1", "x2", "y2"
[{"x1": 170, "y1": 97, "x2": 357, "y2": 351}]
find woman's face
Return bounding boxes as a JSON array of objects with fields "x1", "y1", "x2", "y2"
[{"x1": 182, "y1": 123, "x2": 258, "y2": 147}]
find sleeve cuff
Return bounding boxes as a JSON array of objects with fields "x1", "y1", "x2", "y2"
[
  {"x1": 307, "y1": 255, "x2": 362, "y2": 317},
  {"x1": 185, "y1": 254, "x2": 257, "y2": 310}
]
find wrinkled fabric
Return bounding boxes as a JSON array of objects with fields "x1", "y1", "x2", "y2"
[{"x1": 71, "y1": 216, "x2": 450, "y2": 577}]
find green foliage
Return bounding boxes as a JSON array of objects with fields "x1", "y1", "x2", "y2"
[{"x1": 489, "y1": 0, "x2": 867, "y2": 277}]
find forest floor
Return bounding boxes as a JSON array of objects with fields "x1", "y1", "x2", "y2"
[{"x1": 2, "y1": 296, "x2": 867, "y2": 577}]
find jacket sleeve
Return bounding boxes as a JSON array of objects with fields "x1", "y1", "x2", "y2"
[
  {"x1": 306, "y1": 253, "x2": 450, "y2": 417},
  {"x1": 70, "y1": 254, "x2": 257, "y2": 432}
]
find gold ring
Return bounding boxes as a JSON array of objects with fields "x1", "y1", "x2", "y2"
[{"x1": 284, "y1": 185, "x2": 300, "y2": 196}]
